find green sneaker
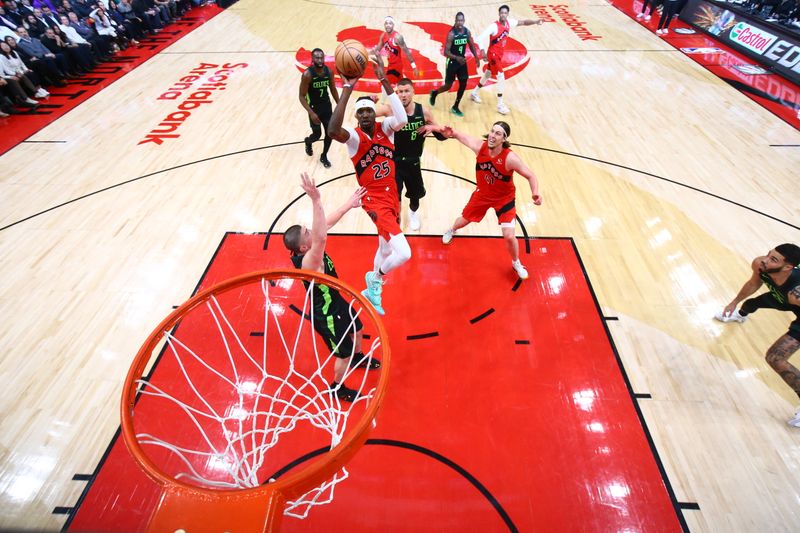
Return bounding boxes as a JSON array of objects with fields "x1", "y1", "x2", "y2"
[
  {"x1": 361, "y1": 288, "x2": 385, "y2": 316},
  {"x1": 365, "y1": 271, "x2": 384, "y2": 295},
  {"x1": 450, "y1": 107, "x2": 464, "y2": 117}
]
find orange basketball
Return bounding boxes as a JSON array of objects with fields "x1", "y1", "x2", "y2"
[{"x1": 334, "y1": 39, "x2": 369, "y2": 78}]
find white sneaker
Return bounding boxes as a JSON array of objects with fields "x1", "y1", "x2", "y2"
[
  {"x1": 636, "y1": 12, "x2": 644, "y2": 19},
  {"x1": 789, "y1": 407, "x2": 800, "y2": 428},
  {"x1": 497, "y1": 103, "x2": 510, "y2": 115},
  {"x1": 34, "y1": 88, "x2": 49, "y2": 98},
  {"x1": 442, "y1": 229, "x2": 455, "y2": 244},
  {"x1": 512, "y1": 260, "x2": 529, "y2": 280},
  {"x1": 714, "y1": 309, "x2": 746, "y2": 323},
  {"x1": 645, "y1": 15, "x2": 651, "y2": 21},
  {"x1": 470, "y1": 92, "x2": 482, "y2": 103},
  {"x1": 408, "y1": 209, "x2": 421, "y2": 231},
  {"x1": 663, "y1": 28, "x2": 669, "y2": 34}
]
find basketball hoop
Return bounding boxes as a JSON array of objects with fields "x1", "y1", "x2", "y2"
[{"x1": 120, "y1": 269, "x2": 389, "y2": 532}]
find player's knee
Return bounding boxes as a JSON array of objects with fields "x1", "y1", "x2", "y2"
[
  {"x1": 395, "y1": 239, "x2": 412, "y2": 262},
  {"x1": 766, "y1": 350, "x2": 785, "y2": 368}
]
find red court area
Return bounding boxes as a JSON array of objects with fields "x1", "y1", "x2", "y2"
[{"x1": 67, "y1": 234, "x2": 683, "y2": 532}]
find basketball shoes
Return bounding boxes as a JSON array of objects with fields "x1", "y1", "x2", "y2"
[
  {"x1": 362, "y1": 271, "x2": 385, "y2": 315},
  {"x1": 330, "y1": 381, "x2": 359, "y2": 402},
  {"x1": 470, "y1": 92, "x2": 482, "y2": 103},
  {"x1": 788, "y1": 407, "x2": 800, "y2": 428},
  {"x1": 497, "y1": 103, "x2": 510, "y2": 115},
  {"x1": 348, "y1": 353, "x2": 382, "y2": 370},
  {"x1": 408, "y1": 209, "x2": 421, "y2": 231},
  {"x1": 512, "y1": 260, "x2": 529, "y2": 280},
  {"x1": 714, "y1": 309, "x2": 746, "y2": 323},
  {"x1": 442, "y1": 228, "x2": 456, "y2": 244}
]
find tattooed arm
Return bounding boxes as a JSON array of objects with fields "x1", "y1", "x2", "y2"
[
  {"x1": 789, "y1": 284, "x2": 800, "y2": 307},
  {"x1": 721, "y1": 258, "x2": 764, "y2": 317}
]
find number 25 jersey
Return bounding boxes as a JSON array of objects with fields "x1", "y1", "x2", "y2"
[{"x1": 350, "y1": 124, "x2": 398, "y2": 206}]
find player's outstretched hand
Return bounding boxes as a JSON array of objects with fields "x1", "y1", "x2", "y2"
[
  {"x1": 300, "y1": 172, "x2": 320, "y2": 201},
  {"x1": 349, "y1": 186, "x2": 367, "y2": 208},
  {"x1": 418, "y1": 124, "x2": 453, "y2": 138},
  {"x1": 532, "y1": 194, "x2": 543, "y2": 206},
  {"x1": 371, "y1": 53, "x2": 386, "y2": 80},
  {"x1": 340, "y1": 72, "x2": 361, "y2": 88},
  {"x1": 721, "y1": 302, "x2": 737, "y2": 317}
]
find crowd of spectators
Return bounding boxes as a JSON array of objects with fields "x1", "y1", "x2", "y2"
[
  {"x1": 735, "y1": 0, "x2": 800, "y2": 30},
  {"x1": 0, "y1": 0, "x2": 216, "y2": 117}
]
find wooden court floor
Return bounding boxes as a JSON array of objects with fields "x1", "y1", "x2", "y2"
[{"x1": 1, "y1": 0, "x2": 799, "y2": 531}]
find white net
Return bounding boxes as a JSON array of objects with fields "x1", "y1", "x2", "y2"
[{"x1": 130, "y1": 274, "x2": 384, "y2": 519}]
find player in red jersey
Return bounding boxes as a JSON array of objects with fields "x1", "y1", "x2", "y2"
[
  {"x1": 328, "y1": 55, "x2": 410, "y2": 316},
  {"x1": 371, "y1": 16, "x2": 419, "y2": 85},
  {"x1": 471, "y1": 4, "x2": 542, "y2": 115},
  {"x1": 419, "y1": 120, "x2": 542, "y2": 280}
]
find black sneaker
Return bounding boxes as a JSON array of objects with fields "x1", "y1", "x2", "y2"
[
  {"x1": 429, "y1": 91, "x2": 437, "y2": 106},
  {"x1": 320, "y1": 155, "x2": 331, "y2": 168},
  {"x1": 348, "y1": 354, "x2": 381, "y2": 370},
  {"x1": 330, "y1": 382, "x2": 359, "y2": 402},
  {"x1": 304, "y1": 138, "x2": 313, "y2": 156}
]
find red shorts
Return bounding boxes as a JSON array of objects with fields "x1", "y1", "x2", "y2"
[
  {"x1": 363, "y1": 199, "x2": 401, "y2": 240},
  {"x1": 386, "y1": 66, "x2": 403, "y2": 85},
  {"x1": 462, "y1": 191, "x2": 516, "y2": 224},
  {"x1": 485, "y1": 49, "x2": 504, "y2": 76}
]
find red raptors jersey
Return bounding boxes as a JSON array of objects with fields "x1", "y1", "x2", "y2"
[
  {"x1": 380, "y1": 31, "x2": 403, "y2": 71},
  {"x1": 488, "y1": 20, "x2": 511, "y2": 52},
  {"x1": 475, "y1": 142, "x2": 515, "y2": 202},
  {"x1": 350, "y1": 126, "x2": 398, "y2": 204}
]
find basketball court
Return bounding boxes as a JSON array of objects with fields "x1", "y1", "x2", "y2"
[{"x1": 1, "y1": 1, "x2": 799, "y2": 532}]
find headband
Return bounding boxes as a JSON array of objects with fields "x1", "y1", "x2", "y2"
[
  {"x1": 354, "y1": 99, "x2": 376, "y2": 112},
  {"x1": 384, "y1": 16, "x2": 394, "y2": 24}
]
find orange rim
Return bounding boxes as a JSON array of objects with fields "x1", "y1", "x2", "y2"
[{"x1": 120, "y1": 268, "x2": 390, "y2": 503}]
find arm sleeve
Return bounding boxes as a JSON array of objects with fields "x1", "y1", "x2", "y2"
[
  {"x1": 477, "y1": 24, "x2": 495, "y2": 50},
  {"x1": 381, "y1": 92, "x2": 407, "y2": 135},
  {"x1": 343, "y1": 125, "x2": 360, "y2": 157}
]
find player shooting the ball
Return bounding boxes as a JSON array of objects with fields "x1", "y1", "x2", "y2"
[{"x1": 328, "y1": 53, "x2": 410, "y2": 316}]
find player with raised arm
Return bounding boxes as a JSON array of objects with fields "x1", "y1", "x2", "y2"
[
  {"x1": 419, "y1": 121, "x2": 542, "y2": 279},
  {"x1": 283, "y1": 173, "x2": 379, "y2": 403},
  {"x1": 471, "y1": 4, "x2": 542, "y2": 115},
  {"x1": 714, "y1": 244, "x2": 800, "y2": 426},
  {"x1": 327, "y1": 55, "x2": 410, "y2": 316},
  {"x1": 375, "y1": 78, "x2": 442, "y2": 231},
  {"x1": 428, "y1": 12, "x2": 481, "y2": 117},
  {"x1": 371, "y1": 16, "x2": 419, "y2": 86},
  {"x1": 299, "y1": 47, "x2": 339, "y2": 168}
]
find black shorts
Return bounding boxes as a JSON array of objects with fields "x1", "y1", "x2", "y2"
[
  {"x1": 444, "y1": 59, "x2": 469, "y2": 85},
  {"x1": 789, "y1": 319, "x2": 800, "y2": 342},
  {"x1": 309, "y1": 105, "x2": 332, "y2": 129},
  {"x1": 741, "y1": 293, "x2": 800, "y2": 341},
  {"x1": 395, "y1": 158, "x2": 426, "y2": 200},
  {"x1": 312, "y1": 308, "x2": 363, "y2": 359}
]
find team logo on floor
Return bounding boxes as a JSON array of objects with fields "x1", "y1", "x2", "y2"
[{"x1": 294, "y1": 23, "x2": 530, "y2": 94}]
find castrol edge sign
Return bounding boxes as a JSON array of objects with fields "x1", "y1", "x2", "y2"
[{"x1": 728, "y1": 22, "x2": 777, "y2": 54}]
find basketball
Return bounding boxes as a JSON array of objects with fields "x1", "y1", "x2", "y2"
[{"x1": 335, "y1": 39, "x2": 369, "y2": 78}]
